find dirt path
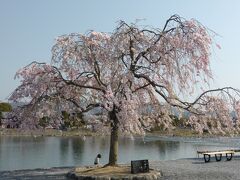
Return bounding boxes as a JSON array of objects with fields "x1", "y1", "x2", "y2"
[
  {"x1": 1, "y1": 157, "x2": 240, "y2": 179},
  {"x1": 152, "y1": 156, "x2": 240, "y2": 180},
  {"x1": 0, "y1": 167, "x2": 72, "y2": 180}
]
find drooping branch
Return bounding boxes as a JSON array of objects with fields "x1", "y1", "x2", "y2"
[
  {"x1": 9, "y1": 15, "x2": 239, "y2": 137},
  {"x1": 189, "y1": 87, "x2": 240, "y2": 108}
]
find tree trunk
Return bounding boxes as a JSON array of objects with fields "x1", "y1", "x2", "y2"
[{"x1": 108, "y1": 107, "x2": 119, "y2": 166}]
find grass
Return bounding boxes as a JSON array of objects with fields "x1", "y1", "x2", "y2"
[
  {"x1": 0, "y1": 127, "x2": 97, "y2": 137},
  {"x1": 1, "y1": 126, "x2": 237, "y2": 138},
  {"x1": 149, "y1": 127, "x2": 214, "y2": 138}
]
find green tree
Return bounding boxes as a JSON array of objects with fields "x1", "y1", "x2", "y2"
[{"x1": 0, "y1": 102, "x2": 12, "y2": 125}]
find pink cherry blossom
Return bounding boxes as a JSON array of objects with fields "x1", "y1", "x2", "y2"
[{"x1": 5, "y1": 15, "x2": 240, "y2": 165}]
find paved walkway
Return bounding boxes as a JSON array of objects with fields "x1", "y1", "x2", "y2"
[
  {"x1": 0, "y1": 167, "x2": 72, "y2": 180},
  {"x1": 152, "y1": 156, "x2": 240, "y2": 180},
  {"x1": 1, "y1": 156, "x2": 240, "y2": 179}
]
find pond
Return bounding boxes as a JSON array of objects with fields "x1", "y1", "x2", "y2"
[{"x1": 0, "y1": 135, "x2": 240, "y2": 171}]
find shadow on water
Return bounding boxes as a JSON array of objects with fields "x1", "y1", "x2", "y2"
[
  {"x1": 117, "y1": 136, "x2": 181, "y2": 162},
  {"x1": 59, "y1": 137, "x2": 86, "y2": 165},
  {"x1": 71, "y1": 137, "x2": 84, "y2": 162},
  {"x1": 59, "y1": 137, "x2": 70, "y2": 163},
  {"x1": 156, "y1": 140, "x2": 180, "y2": 158}
]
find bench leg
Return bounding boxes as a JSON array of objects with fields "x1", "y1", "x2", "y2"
[
  {"x1": 215, "y1": 154, "x2": 222, "y2": 161},
  {"x1": 226, "y1": 153, "x2": 233, "y2": 161},
  {"x1": 204, "y1": 154, "x2": 211, "y2": 163}
]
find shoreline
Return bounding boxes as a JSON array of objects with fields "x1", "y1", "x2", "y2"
[
  {"x1": 1, "y1": 127, "x2": 239, "y2": 139},
  {"x1": 0, "y1": 128, "x2": 98, "y2": 137},
  {"x1": 1, "y1": 157, "x2": 240, "y2": 179}
]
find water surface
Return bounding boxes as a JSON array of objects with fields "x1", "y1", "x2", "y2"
[{"x1": 0, "y1": 135, "x2": 239, "y2": 171}]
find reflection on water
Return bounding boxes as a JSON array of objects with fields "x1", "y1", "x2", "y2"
[{"x1": 0, "y1": 135, "x2": 239, "y2": 171}]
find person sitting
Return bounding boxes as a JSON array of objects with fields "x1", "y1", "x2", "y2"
[{"x1": 94, "y1": 154, "x2": 102, "y2": 165}]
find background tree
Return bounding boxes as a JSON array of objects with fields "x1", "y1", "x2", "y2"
[
  {"x1": 0, "y1": 102, "x2": 12, "y2": 126},
  {"x1": 0, "y1": 102, "x2": 12, "y2": 112},
  {"x1": 7, "y1": 15, "x2": 240, "y2": 166}
]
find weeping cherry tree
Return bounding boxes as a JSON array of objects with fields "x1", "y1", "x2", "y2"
[{"x1": 6, "y1": 15, "x2": 240, "y2": 166}]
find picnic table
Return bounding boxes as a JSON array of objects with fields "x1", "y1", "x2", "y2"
[{"x1": 197, "y1": 150, "x2": 235, "y2": 163}]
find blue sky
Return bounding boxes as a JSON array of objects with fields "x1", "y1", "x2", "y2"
[{"x1": 0, "y1": 0, "x2": 240, "y2": 101}]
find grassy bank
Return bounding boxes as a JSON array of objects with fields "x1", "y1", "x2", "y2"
[
  {"x1": 148, "y1": 127, "x2": 239, "y2": 138},
  {"x1": 0, "y1": 127, "x2": 237, "y2": 138},
  {"x1": 0, "y1": 127, "x2": 97, "y2": 137}
]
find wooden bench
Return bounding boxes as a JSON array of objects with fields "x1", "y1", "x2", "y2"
[{"x1": 198, "y1": 150, "x2": 234, "y2": 162}]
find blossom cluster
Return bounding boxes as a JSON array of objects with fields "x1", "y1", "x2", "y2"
[{"x1": 6, "y1": 16, "x2": 240, "y2": 135}]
